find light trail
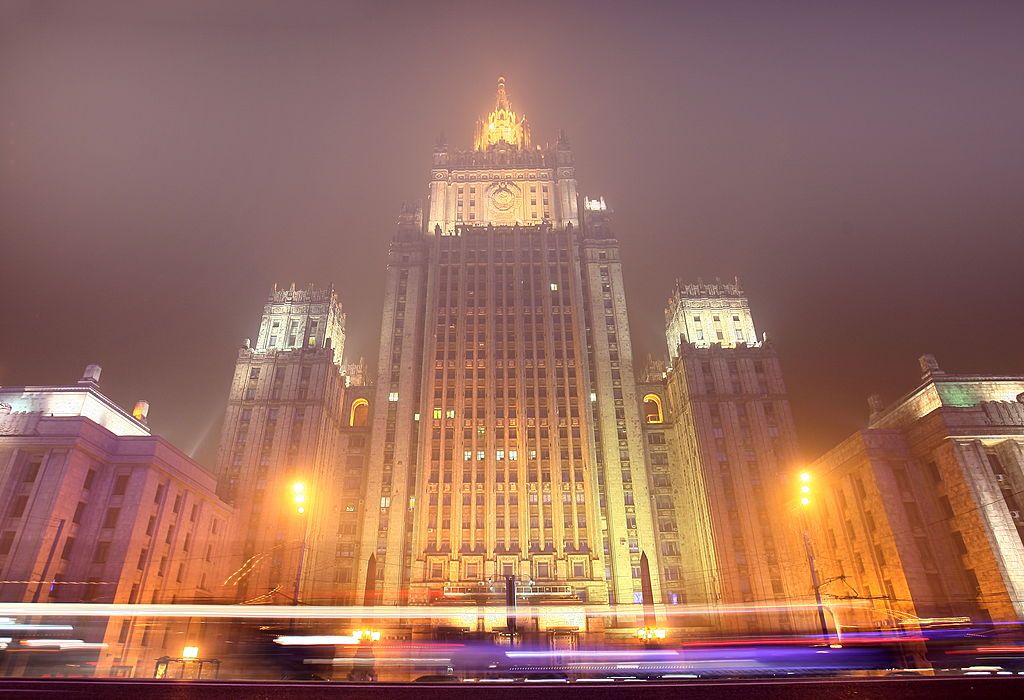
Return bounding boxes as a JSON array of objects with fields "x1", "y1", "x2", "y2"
[{"x1": 0, "y1": 600, "x2": 873, "y2": 620}]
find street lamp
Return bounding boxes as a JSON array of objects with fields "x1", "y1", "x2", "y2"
[
  {"x1": 292, "y1": 481, "x2": 307, "y2": 514},
  {"x1": 796, "y1": 470, "x2": 829, "y2": 641},
  {"x1": 291, "y1": 481, "x2": 309, "y2": 606},
  {"x1": 799, "y1": 471, "x2": 812, "y2": 507}
]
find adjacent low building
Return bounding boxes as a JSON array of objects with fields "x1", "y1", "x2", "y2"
[
  {"x1": 0, "y1": 365, "x2": 232, "y2": 676},
  {"x1": 808, "y1": 355, "x2": 1024, "y2": 629}
]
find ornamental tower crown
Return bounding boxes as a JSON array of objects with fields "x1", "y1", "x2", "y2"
[{"x1": 473, "y1": 76, "x2": 531, "y2": 151}]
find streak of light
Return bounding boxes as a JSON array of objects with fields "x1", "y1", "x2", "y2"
[
  {"x1": 20, "y1": 639, "x2": 108, "y2": 650},
  {"x1": 304, "y1": 657, "x2": 454, "y2": 666},
  {"x1": 0, "y1": 600, "x2": 870, "y2": 620},
  {"x1": 274, "y1": 635, "x2": 361, "y2": 646},
  {"x1": 0, "y1": 617, "x2": 73, "y2": 632},
  {"x1": 506, "y1": 650, "x2": 680, "y2": 659}
]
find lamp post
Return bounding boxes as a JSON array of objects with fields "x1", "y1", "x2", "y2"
[
  {"x1": 291, "y1": 482, "x2": 309, "y2": 607},
  {"x1": 797, "y1": 471, "x2": 830, "y2": 641}
]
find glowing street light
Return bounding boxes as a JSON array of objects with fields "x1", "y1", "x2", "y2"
[
  {"x1": 292, "y1": 482, "x2": 307, "y2": 515},
  {"x1": 290, "y1": 481, "x2": 310, "y2": 605},
  {"x1": 181, "y1": 645, "x2": 199, "y2": 659},
  {"x1": 796, "y1": 468, "x2": 830, "y2": 641},
  {"x1": 799, "y1": 471, "x2": 812, "y2": 507}
]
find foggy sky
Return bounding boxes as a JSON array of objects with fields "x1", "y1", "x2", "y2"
[{"x1": 2, "y1": 0, "x2": 1023, "y2": 469}]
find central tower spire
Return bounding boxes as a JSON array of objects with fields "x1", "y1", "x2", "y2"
[{"x1": 473, "y1": 75, "x2": 531, "y2": 151}]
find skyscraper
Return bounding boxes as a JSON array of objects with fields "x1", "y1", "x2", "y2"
[{"x1": 357, "y1": 78, "x2": 660, "y2": 608}]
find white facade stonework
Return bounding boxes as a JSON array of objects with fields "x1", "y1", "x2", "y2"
[{"x1": 810, "y1": 356, "x2": 1024, "y2": 623}]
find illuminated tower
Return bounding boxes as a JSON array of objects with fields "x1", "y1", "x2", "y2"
[
  {"x1": 358, "y1": 78, "x2": 660, "y2": 609},
  {"x1": 662, "y1": 279, "x2": 809, "y2": 633},
  {"x1": 214, "y1": 284, "x2": 349, "y2": 603},
  {"x1": 427, "y1": 77, "x2": 578, "y2": 234}
]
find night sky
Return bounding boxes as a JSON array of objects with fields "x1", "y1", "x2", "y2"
[{"x1": 2, "y1": 1, "x2": 1022, "y2": 469}]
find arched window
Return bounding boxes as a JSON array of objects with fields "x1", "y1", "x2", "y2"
[
  {"x1": 349, "y1": 398, "x2": 369, "y2": 427},
  {"x1": 643, "y1": 394, "x2": 664, "y2": 424}
]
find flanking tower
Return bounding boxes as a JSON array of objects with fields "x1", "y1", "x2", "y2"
[
  {"x1": 662, "y1": 279, "x2": 810, "y2": 633},
  {"x1": 215, "y1": 283, "x2": 348, "y2": 603}
]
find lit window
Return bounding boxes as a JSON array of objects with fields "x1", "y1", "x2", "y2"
[
  {"x1": 380, "y1": 496, "x2": 391, "y2": 509},
  {"x1": 550, "y1": 283, "x2": 558, "y2": 291},
  {"x1": 388, "y1": 392, "x2": 399, "y2": 402},
  {"x1": 508, "y1": 450, "x2": 518, "y2": 461},
  {"x1": 445, "y1": 408, "x2": 456, "y2": 419},
  {"x1": 496, "y1": 450, "x2": 505, "y2": 461},
  {"x1": 432, "y1": 407, "x2": 442, "y2": 420}
]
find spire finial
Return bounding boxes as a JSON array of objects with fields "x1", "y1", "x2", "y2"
[{"x1": 495, "y1": 75, "x2": 510, "y2": 111}]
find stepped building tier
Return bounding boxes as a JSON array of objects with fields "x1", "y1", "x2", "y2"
[{"x1": 427, "y1": 77, "x2": 578, "y2": 234}]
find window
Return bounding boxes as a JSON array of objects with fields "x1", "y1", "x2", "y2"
[
  {"x1": 60, "y1": 537, "x2": 75, "y2": 560},
  {"x1": 23, "y1": 460, "x2": 41, "y2": 482},
  {"x1": 102, "y1": 507, "x2": 120, "y2": 529},
  {"x1": 643, "y1": 394, "x2": 664, "y2": 424},
  {"x1": 535, "y1": 561, "x2": 551, "y2": 579},
  {"x1": 429, "y1": 560, "x2": 444, "y2": 580},
  {"x1": 93, "y1": 541, "x2": 110, "y2": 564},
  {"x1": 388, "y1": 391, "x2": 399, "y2": 402},
  {"x1": 113, "y1": 474, "x2": 130, "y2": 495},
  {"x1": 349, "y1": 398, "x2": 369, "y2": 427},
  {"x1": 0, "y1": 531, "x2": 14, "y2": 555},
  {"x1": 9, "y1": 495, "x2": 28, "y2": 518},
  {"x1": 73, "y1": 501, "x2": 86, "y2": 525},
  {"x1": 83, "y1": 469, "x2": 96, "y2": 490}
]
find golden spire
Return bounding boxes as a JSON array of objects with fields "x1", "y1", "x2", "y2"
[{"x1": 474, "y1": 76, "x2": 531, "y2": 151}]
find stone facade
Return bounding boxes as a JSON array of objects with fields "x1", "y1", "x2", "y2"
[
  {"x1": 808, "y1": 356, "x2": 1024, "y2": 626},
  {"x1": 0, "y1": 367, "x2": 231, "y2": 676},
  {"x1": 665, "y1": 278, "x2": 759, "y2": 362}
]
